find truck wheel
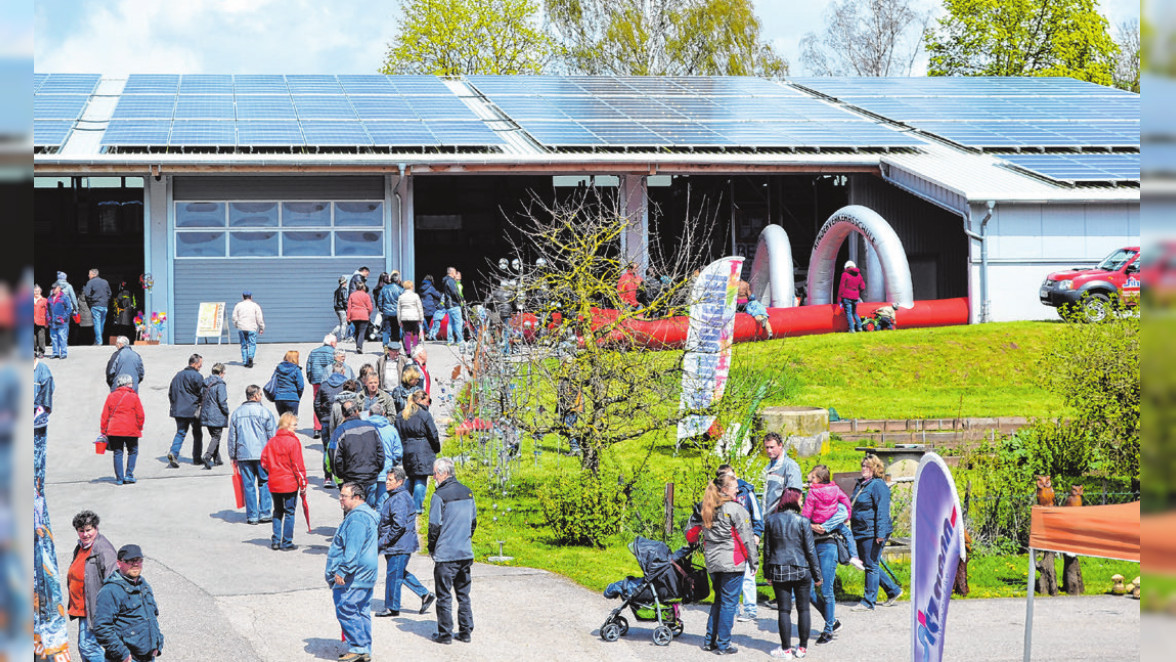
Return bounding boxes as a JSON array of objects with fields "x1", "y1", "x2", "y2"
[{"x1": 1082, "y1": 294, "x2": 1111, "y2": 323}]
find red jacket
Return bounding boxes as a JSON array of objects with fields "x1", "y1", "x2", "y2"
[
  {"x1": 100, "y1": 387, "x2": 145, "y2": 437},
  {"x1": 347, "y1": 290, "x2": 373, "y2": 322},
  {"x1": 34, "y1": 296, "x2": 48, "y2": 326},
  {"x1": 837, "y1": 268, "x2": 866, "y2": 301},
  {"x1": 618, "y1": 269, "x2": 641, "y2": 307},
  {"x1": 260, "y1": 429, "x2": 307, "y2": 494}
]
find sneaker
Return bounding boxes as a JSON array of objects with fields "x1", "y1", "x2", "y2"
[
  {"x1": 374, "y1": 609, "x2": 399, "y2": 617},
  {"x1": 832, "y1": 619, "x2": 842, "y2": 632},
  {"x1": 735, "y1": 611, "x2": 755, "y2": 622},
  {"x1": 715, "y1": 645, "x2": 739, "y2": 655},
  {"x1": 419, "y1": 592, "x2": 436, "y2": 615},
  {"x1": 271, "y1": 543, "x2": 280, "y2": 550},
  {"x1": 884, "y1": 589, "x2": 904, "y2": 606},
  {"x1": 769, "y1": 647, "x2": 793, "y2": 659},
  {"x1": 124, "y1": 476, "x2": 136, "y2": 484},
  {"x1": 281, "y1": 544, "x2": 299, "y2": 551},
  {"x1": 850, "y1": 557, "x2": 866, "y2": 571},
  {"x1": 815, "y1": 633, "x2": 833, "y2": 645},
  {"x1": 166, "y1": 453, "x2": 179, "y2": 469},
  {"x1": 851, "y1": 604, "x2": 873, "y2": 612},
  {"x1": 700, "y1": 642, "x2": 716, "y2": 652},
  {"x1": 258, "y1": 517, "x2": 273, "y2": 524},
  {"x1": 455, "y1": 632, "x2": 471, "y2": 643},
  {"x1": 114, "y1": 479, "x2": 124, "y2": 486},
  {"x1": 765, "y1": 599, "x2": 778, "y2": 610},
  {"x1": 794, "y1": 647, "x2": 807, "y2": 658}
]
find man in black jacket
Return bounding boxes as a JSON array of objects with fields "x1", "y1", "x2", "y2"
[
  {"x1": 332, "y1": 401, "x2": 385, "y2": 507},
  {"x1": 82, "y1": 268, "x2": 112, "y2": 346},
  {"x1": 427, "y1": 457, "x2": 477, "y2": 644},
  {"x1": 167, "y1": 354, "x2": 204, "y2": 468},
  {"x1": 105, "y1": 336, "x2": 145, "y2": 392},
  {"x1": 92, "y1": 544, "x2": 164, "y2": 662}
]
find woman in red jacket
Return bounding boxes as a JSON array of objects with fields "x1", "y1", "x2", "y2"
[
  {"x1": 837, "y1": 260, "x2": 867, "y2": 333},
  {"x1": 347, "y1": 283, "x2": 374, "y2": 355},
  {"x1": 100, "y1": 373, "x2": 145, "y2": 485},
  {"x1": 260, "y1": 413, "x2": 307, "y2": 551}
]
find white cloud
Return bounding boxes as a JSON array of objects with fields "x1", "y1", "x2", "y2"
[{"x1": 35, "y1": 0, "x2": 395, "y2": 74}]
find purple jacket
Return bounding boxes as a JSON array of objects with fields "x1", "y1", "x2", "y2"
[{"x1": 837, "y1": 268, "x2": 865, "y2": 301}]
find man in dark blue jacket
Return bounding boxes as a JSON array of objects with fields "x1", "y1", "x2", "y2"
[
  {"x1": 427, "y1": 457, "x2": 476, "y2": 644},
  {"x1": 418, "y1": 276, "x2": 443, "y2": 341},
  {"x1": 83, "y1": 268, "x2": 112, "y2": 346},
  {"x1": 332, "y1": 401, "x2": 385, "y2": 507},
  {"x1": 375, "y1": 467, "x2": 434, "y2": 617},
  {"x1": 441, "y1": 267, "x2": 464, "y2": 346},
  {"x1": 92, "y1": 544, "x2": 164, "y2": 662},
  {"x1": 166, "y1": 354, "x2": 204, "y2": 468},
  {"x1": 104, "y1": 337, "x2": 144, "y2": 392}
]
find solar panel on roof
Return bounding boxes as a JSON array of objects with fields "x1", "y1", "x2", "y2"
[
  {"x1": 484, "y1": 95, "x2": 568, "y2": 120},
  {"x1": 102, "y1": 120, "x2": 171, "y2": 146},
  {"x1": 641, "y1": 121, "x2": 730, "y2": 146},
  {"x1": 111, "y1": 95, "x2": 177, "y2": 120},
  {"x1": 294, "y1": 96, "x2": 357, "y2": 120},
  {"x1": 174, "y1": 95, "x2": 235, "y2": 119},
  {"x1": 425, "y1": 120, "x2": 504, "y2": 146},
  {"x1": 300, "y1": 120, "x2": 371, "y2": 145},
  {"x1": 287, "y1": 75, "x2": 343, "y2": 94},
  {"x1": 338, "y1": 75, "x2": 395, "y2": 94},
  {"x1": 236, "y1": 95, "x2": 296, "y2": 120},
  {"x1": 601, "y1": 97, "x2": 685, "y2": 120},
  {"x1": 350, "y1": 96, "x2": 415, "y2": 120},
  {"x1": 34, "y1": 73, "x2": 48, "y2": 93},
  {"x1": 578, "y1": 121, "x2": 668, "y2": 145},
  {"x1": 39, "y1": 74, "x2": 101, "y2": 94},
  {"x1": 34, "y1": 120, "x2": 73, "y2": 147},
  {"x1": 33, "y1": 95, "x2": 89, "y2": 120},
  {"x1": 122, "y1": 74, "x2": 180, "y2": 94},
  {"x1": 169, "y1": 120, "x2": 236, "y2": 145},
  {"x1": 363, "y1": 121, "x2": 438, "y2": 146},
  {"x1": 233, "y1": 75, "x2": 289, "y2": 94},
  {"x1": 405, "y1": 96, "x2": 478, "y2": 120},
  {"x1": 179, "y1": 74, "x2": 234, "y2": 94},
  {"x1": 513, "y1": 120, "x2": 604, "y2": 147},
  {"x1": 386, "y1": 76, "x2": 452, "y2": 94},
  {"x1": 237, "y1": 121, "x2": 304, "y2": 145},
  {"x1": 1001, "y1": 153, "x2": 1139, "y2": 182}
]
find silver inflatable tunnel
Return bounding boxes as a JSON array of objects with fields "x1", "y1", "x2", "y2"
[
  {"x1": 748, "y1": 224, "x2": 795, "y2": 307},
  {"x1": 806, "y1": 205, "x2": 914, "y2": 308}
]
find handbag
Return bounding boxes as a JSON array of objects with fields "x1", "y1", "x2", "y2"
[
  {"x1": 814, "y1": 528, "x2": 853, "y2": 565},
  {"x1": 263, "y1": 373, "x2": 278, "y2": 402}
]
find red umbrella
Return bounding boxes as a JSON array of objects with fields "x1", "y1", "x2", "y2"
[
  {"x1": 231, "y1": 462, "x2": 244, "y2": 509},
  {"x1": 300, "y1": 487, "x2": 311, "y2": 534}
]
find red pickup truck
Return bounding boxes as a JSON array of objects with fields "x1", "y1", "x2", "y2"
[{"x1": 1039, "y1": 247, "x2": 1140, "y2": 321}]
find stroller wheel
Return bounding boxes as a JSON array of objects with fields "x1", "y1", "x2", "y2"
[
  {"x1": 670, "y1": 621, "x2": 684, "y2": 637},
  {"x1": 600, "y1": 621, "x2": 622, "y2": 642},
  {"x1": 652, "y1": 625, "x2": 673, "y2": 647},
  {"x1": 614, "y1": 615, "x2": 629, "y2": 636}
]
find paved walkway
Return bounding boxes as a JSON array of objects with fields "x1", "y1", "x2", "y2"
[{"x1": 41, "y1": 342, "x2": 1139, "y2": 661}]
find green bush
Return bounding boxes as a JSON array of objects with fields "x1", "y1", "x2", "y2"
[{"x1": 538, "y1": 468, "x2": 626, "y2": 547}]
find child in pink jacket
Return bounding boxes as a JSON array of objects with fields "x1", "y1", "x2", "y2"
[{"x1": 804, "y1": 465, "x2": 865, "y2": 570}]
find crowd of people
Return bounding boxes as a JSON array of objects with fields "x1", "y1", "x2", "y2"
[
  {"x1": 35, "y1": 269, "x2": 139, "y2": 357},
  {"x1": 686, "y1": 433, "x2": 901, "y2": 659}
]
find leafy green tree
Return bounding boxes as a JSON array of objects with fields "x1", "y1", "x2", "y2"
[
  {"x1": 924, "y1": 0, "x2": 1119, "y2": 86},
  {"x1": 545, "y1": 0, "x2": 787, "y2": 77},
  {"x1": 381, "y1": 0, "x2": 556, "y2": 75}
]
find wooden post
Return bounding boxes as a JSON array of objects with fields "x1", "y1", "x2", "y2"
[{"x1": 664, "y1": 482, "x2": 675, "y2": 539}]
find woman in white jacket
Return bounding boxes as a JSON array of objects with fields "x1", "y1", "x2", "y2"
[{"x1": 397, "y1": 280, "x2": 425, "y2": 355}]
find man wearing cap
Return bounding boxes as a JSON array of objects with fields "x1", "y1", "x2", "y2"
[
  {"x1": 92, "y1": 544, "x2": 164, "y2": 662},
  {"x1": 305, "y1": 334, "x2": 339, "y2": 439},
  {"x1": 375, "y1": 342, "x2": 407, "y2": 392},
  {"x1": 232, "y1": 291, "x2": 265, "y2": 368}
]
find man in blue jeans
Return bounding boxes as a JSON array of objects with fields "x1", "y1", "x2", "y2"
[
  {"x1": 327, "y1": 482, "x2": 379, "y2": 662},
  {"x1": 441, "y1": 267, "x2": 464, "y2": 346},
  {"x1": 228, "y1": 385, "x2": 277, "y2": 524},
  {"x1": 82, "y1": 268, "x2": 112, "y2": 346},
  {"x1": 375, "y1": 468, "x2": 434, "y2": 617},
  {"x1": 232, "y1": 291, "x2": 265, "y2": 368}
]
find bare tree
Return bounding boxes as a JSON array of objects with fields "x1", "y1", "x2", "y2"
[
  {"x1": 1113, "y1": 19, "x2": 1140, "y2": 92},
  {"x1": 800, "y1": 0, "x2": 931, "y2": 76}
]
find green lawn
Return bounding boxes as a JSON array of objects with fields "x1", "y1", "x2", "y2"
[
  {"x1": 735, "y1": 321, "x2": 1067, "y2": 419},
  {"x1": 439, "y1": 321, "x2": 1103, "y2": 601}
]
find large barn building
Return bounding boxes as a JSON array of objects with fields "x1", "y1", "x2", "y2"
[{"x1": 32, "y1": 73, "x2": 1139, "y2": 344}]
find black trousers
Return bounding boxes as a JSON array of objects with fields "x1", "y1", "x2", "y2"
[
  {"x1": 352, "y1": 320, "x2": 369, "y2": 353},
  {"x1": 34, "y1": 325, "x2": 47, "y2": 354},
  {"x1": 203, "y1": 426, "x2": 223, "y2": 462},
  {"x1": 433, "y1": 559, "x2": 473, "y2": 638},
  {"x1": 773, "y1": 579, "x2": 812, "y2": 650}
]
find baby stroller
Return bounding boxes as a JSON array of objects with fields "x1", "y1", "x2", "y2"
[{"x1": 599, "y1": 537, "x2": 708, "y2": 646}]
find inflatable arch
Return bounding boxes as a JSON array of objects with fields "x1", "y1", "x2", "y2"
[
  {"x1": 748, "y1": 224, "x2": 795, "y2": 307},
  {"x1": 806, "y1": 205, "x2": 914, "y2": 309}
]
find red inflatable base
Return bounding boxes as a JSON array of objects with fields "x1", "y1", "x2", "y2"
[{"x1": 514, "y1": 298, "x2": 971, "y2": 349}]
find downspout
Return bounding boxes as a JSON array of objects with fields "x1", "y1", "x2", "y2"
[{"x1": 963, "y1": 201, "x2": 995, "y2": 323}]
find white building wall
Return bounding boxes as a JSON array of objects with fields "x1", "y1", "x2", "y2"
[{"x1": 977, "y1": 201, "x2": 1139, "y2": 322}]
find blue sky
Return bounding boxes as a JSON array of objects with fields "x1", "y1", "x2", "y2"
[{"x1": 32, "y1": 0, "x2": 1141, "y2": 76}]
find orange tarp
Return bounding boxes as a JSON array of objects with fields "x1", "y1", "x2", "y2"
[
  {"x1": 1029, "y1": 502, "x2": 1140, "y2": 562},
  {"x1": 1141, "y1": 512, "x2": 1176, "y2": 573}
]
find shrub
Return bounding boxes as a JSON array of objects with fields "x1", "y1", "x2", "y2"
[{"x1": 538, "y1": 467, "x2": 626, "y2": 547}]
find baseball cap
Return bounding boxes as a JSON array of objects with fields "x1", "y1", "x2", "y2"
[
  {"x1": 242, "y1": 290, "x2": 252, "y2": 297},
  {"x1": 386, "y1": 341, "x2": 402, "y2": 351},
  {"x1": 117, "y1": 544, "x2": 143, "y2": 561}
]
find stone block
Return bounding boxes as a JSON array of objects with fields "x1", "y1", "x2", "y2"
[{"x1": 758, "y1": 406, "x2": 830, "y2": 458}]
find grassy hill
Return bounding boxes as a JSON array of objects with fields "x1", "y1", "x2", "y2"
[{"x1": 734, "y1": 321, "x2": 1067, "y2": 419}]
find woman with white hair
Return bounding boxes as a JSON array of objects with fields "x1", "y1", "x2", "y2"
[{"x1": 99, "y1": 373, "x2": 145, "y2": 485}]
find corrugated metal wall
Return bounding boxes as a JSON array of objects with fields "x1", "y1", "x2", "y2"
[
  {"x1": 849, "y1": 175, "x2": 968, "y2": 300},
  {"x1": 172, "y1": 176, "x2": 385, "y2": 344},
  {"x1": 173, "y1": 258, "x2": 359, "y2": 344}
]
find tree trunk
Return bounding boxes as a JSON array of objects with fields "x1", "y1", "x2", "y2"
[
  {"x1": 1036, "y1": 551, "x2": 1058, "y2": 596},
  {"x1": 952, "y1": 558, "x2": 969, "y2": 596},
  {"x1": 1062, "y1": 554, "x2": 1084, "y2": 595},
  {"x1": 580, "y1": 444, "x2": 600, "y2": 475}
]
